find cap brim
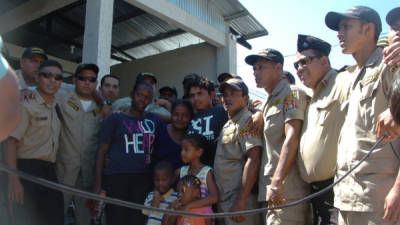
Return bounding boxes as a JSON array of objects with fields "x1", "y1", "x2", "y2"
[
  {"x1": 386, "y1": 7, "x2": 400, "y2": 26},
  {"x1": 76, "y1": 64, "x2": 99, "y2": 75},
  {"x1": 245, "y1": 55, "x2": 274, "y2": 66},
  {"x1": 325, "y1": 11, "x2": 358, "y2": 31},
  {"x1": 219, "y1": 82, "x2": 241, "y2": 93}
]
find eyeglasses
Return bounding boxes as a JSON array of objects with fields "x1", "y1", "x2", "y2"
[
  {"x1": 294, "y1": 56, "x2": 319, "y2": 70},
  {"x1": 76, "y1": 74, "x2": 97, "y2": 83},
  {"x1": 39, "y1": 71, "x2": 63, "y2": 81}
]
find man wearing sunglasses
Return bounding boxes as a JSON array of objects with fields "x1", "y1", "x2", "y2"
[
  {"x1": 55, "y1": 63, "x2": 103, "y2": 225},
  {"x1": 325, "y1": 6, "x2": 400, "y2": 224},
  {"x1": 295, "y1": 34, "x2": 350, "y2": 225},
  {"x1": 5, "y1": 60, "x2": 64, "y2": 225},
  {"x1": 245, "y1": 48, "x2": 310, "y2": 225}
]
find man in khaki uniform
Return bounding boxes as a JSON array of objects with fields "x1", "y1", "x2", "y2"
[
  {"x1": 16, "y1": 47, "x2": 48, "y2": 91},
  {"x1": 4, "y1": 60, "x2": 64, "y2": 225},
  {"x1": 55, "y1": 63, "x2": 103, "y2": 225},
  {"x1": 295, "y1": 34, "x2": 350, "y2": 225},
  {"x1": 214, "y1": 78, "x2": 262, "y2": 225},
  {"x1": 245, "y1": 49, "x2": 310, "y2": 225},
  {"x1": 325, "y1": 6, "x2": 400, "y2": 224}
]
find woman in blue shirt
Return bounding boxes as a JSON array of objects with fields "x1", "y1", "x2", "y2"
[
  {"x1": 154, "y1": 99, "x2": 194, "y2": 169},
  {"x1": 94, "y1": 81, "x2": 163, "y2": 225}
]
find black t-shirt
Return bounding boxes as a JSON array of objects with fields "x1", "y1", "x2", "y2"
[{"x1": 187, "y1": 105, "x2": 228, "y2": 164}]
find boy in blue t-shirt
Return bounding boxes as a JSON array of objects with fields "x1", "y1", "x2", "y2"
[
  {"x1": 186, "y1": 76, "x2": 228, "y2": 164},
  {"x1": 143, "y1": 161, "x2": 178, "y2": 225}
]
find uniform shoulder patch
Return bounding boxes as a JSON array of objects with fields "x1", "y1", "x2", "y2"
[
  {"x1": 67, "y1": 100, "x2": 79, "y2": 111},
  {"x1": 284, "y1": 93, "x2": 297, "y2": 112}
]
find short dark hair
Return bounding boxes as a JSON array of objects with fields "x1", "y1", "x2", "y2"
[
  {"x1": 39, "y1": 60, "x2": 63, "y2": 71},
  {"x1": 132, "y1": 81, "x2": 153, "y2": 94},
  {"x1": 171, "y1": 99, "x2": 194, "y2": 119},
  {"x1": 359, "y1": 19, "x2": 380, "y2": 42},
  {"x1": 186, "y1": 77, "x2": 215, "y2": 94},
  {"x1": 154, "y1": 161, "x2": 174, "y2": 178},
  {"x1": 100, "y1": 74, "x2": 120, "y2": 87},
  {"x1": 390, "y1": 77, "x2": 400, "y2": 124}
]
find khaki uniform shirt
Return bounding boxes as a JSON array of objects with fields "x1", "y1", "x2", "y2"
[
  {"x1": 298, "y1": 69, "x2": 350, "y2": 183},
  {"x1": 55, "y1": 88, "x2": 102, "y2": 188},
  {"x1": 258, "y1": 80, "x2": 309, "y2": 202},
  {"x1": 214, "y1": 108, "x2": 262, "y2": 202},
  {"x1": 10, "y1": 89, "x2": 60, "y2": 162},
  {"x1": 335, "y1": 48, "x2": 400, "y2": 212}
]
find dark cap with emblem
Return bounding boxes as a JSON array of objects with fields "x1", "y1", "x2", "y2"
[
  {"x1": 217, "y1": 72, "x2": 240, "y2": 83},
  {"x1": 386, "y1": 7, "x2": 400, "y2": 27},
  {"x1": 297, "y1": 34, "x2": 332, "y2": 56},
  {"x1": 136, "y1": 72, "x2": 157, "y2": 84},
  {"x1": 22, "y1": 47, "x2": 48, "y2": 60},
  {"x1": 325, "y1": 6, "x2": 382, "y2": 36},
  {"x1": 219, "y1": 78, "x2": 249, "y2": 96},
  {"x1": 245, "y1": 48, "x2": 284, "y2": 66},
  {"x1": 75, "y1": 63, "x2": 99, "y2": 76}
]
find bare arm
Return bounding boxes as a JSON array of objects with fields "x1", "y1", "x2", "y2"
[
  {"x1": 5, "y1": 137, "x2": 24, "y2": 204},
  {"x1": 384, "y1": 168, "x2": 400, "y2": 221},
  {"x1": 94, "y1": 143, "x2": 110, "y2": 193},
  {"x1": 267, "y1": 119, "x2": 303, "y2": 206},
  {"x1": 230, "y1": 147, "x2": 261, "y2": 222},
  {"x1": 0, "y1": 69, "x2": 20, "y2": 141}
]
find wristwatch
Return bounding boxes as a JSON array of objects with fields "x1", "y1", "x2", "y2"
[{"x1": 103, "y1": 100, "x2": 112, "y2": 106}]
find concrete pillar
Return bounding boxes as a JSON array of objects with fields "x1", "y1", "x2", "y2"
[
  {"x1": 216, "y1": 30, "x2": 237, "y2": 79},
  {"x1": 82, "y1": 0, "x2": 114, "y2": 80}
]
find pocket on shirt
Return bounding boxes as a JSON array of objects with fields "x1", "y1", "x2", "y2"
[
  {"x1": 315, "y1": 100, "x2": 336, "y2": 126},
  {"x1": 360, "y1": 79, "x2": 380, "y2": 103}
]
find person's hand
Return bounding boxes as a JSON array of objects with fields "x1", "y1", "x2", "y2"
[
  {"x1": 383, "y1": 185, "x2": 400, "y2": 221},
  {"x1": 266, "y1": 184, "x2": 286, "y2": 207},
  {"x1": 376, "y1": 109, "x2": 400, "y2": 143},
  {"x1": 230, "y1": 198, "x2": 246, "y2": 223},
  {"x1": 20, "y1": 89, "x2": 36, "y2": 102},
  {"x1": 154, "y1": 98, "x2": 172, "y2": 111},
  {"x1": 252, "y1": 100, "x2": 262, "y2": 108},
  {"x1": 101, "y1": 105, "x2": 112, "y2": 121},
  {"x1": 8, "y1": 175, "x2": 24, "y2": 204},
  {"x1": 245, "y1": 111, "x2": 264, "y2": 137},
  {"x1": 151, "y1": 190, "x2": 164, "y2": 208},
  {"x1": 169, "y1": 199, "x2": 181, "y2": 210},
  {"x1": 383, "y1": 42, "x2": 400, "y2": 66}
]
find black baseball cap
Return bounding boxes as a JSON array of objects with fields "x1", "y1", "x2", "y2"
[
  {"x1": 75, "y1": 63, "x2": 99, "y2": 76},
  {"x1": 219, "y1": 78, "x2": 249, "y2": 96},
  {"x1": 325, "y1": 6, "x2": 382, "y2": 36},
  {"x1": 136, "y1": 72, "x2": 157, "y2": 84},
  {"x1": 297, "y1": 34, "x2": 332, "y2": 56},
  {"x1": 22, "y1": 47, "x2": 48, "y2": 60},
  {"x1": 182, "y1": 73, "x2": 201, "y2": 85},
  {"x1": 386, "y1": 7, "x2": 400, "y2": 27},
  {"x1": 245, "y1": 48, "x2": 284, "y2": 66},
  {"x1": 159, "y1": 86, "x2": 178, "y2": 96}
]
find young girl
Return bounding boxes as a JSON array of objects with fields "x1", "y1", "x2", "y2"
[
  {"x1": 175, "y1": 134, "x2": 218, "y2": 211},
  {"x1": 163, "y1": 175, "x2": 213, "y2": 225}
]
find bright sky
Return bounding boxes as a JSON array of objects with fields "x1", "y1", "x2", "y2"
[{"x1": 237, "y1": 0, "x2": 397, "y2": 99}]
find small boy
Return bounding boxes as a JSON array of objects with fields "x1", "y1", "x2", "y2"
[{"x1": 143, "y1": 161, "x2": 178, "y2": 225}]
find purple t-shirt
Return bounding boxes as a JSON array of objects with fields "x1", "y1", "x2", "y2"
[
  {"x1": 154, "y1": 122, "x2": 183, "y2": 170},
  {"x1": 100, "y1": 113, "x2": 162, "y2": 175}
]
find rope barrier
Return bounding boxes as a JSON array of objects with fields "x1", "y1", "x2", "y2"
[{"x1": 0, "y1": 135, "x2": 387, "y2": 218}]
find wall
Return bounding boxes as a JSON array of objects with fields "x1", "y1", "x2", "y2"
[{"x1": 111, "y1": 42, "x2": 217, "y2": 98}]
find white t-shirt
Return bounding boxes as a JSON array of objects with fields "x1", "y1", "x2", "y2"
[{"x1": 80, "y1": 99, "x2": 93, "y2": 112}]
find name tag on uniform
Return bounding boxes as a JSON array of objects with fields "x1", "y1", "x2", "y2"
[
  {"x1": 361, "y1": 69, "x2": 380, "y2": 86},
  {"x1": 35, "y1": 116, "x2": 48, "y2": 121}
]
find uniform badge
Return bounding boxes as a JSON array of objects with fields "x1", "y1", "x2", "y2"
[
  {"x1": 35, "y1": 116, "x2": 48, "y2": 121},
  {"x1": 390, "y1": 65, "x2": 399, "y2": 74},
  {"x1": 284, "y1": 94, "x2": 297, "y2": 112},
  {"x1": 239, "y1": 124, "x2": 252, "y2": 140},
  {"x1": 322, "y1": 79, "x2": 328, "y2": 86},
  {"x1": 67, "y1": 100, "x2": 79, "y2": 111}
]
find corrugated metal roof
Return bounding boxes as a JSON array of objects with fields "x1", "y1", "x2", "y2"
[{"x1": 1, "y1": 0, "x2": 267, "y2": 65}]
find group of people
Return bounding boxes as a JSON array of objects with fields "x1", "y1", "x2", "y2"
[{"x1": 0, "y1": 4, "x2": 400, "y2": 225}]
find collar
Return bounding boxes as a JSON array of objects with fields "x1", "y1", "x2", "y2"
[
  {"x1": 313, "y1": 69, "x2": 337, "y2": 96},
  {"x1": 270, "y1": 79, "x2": 287, "y2": 97},
  {"x1": 231, "y1": 107, "x2": 249, "y2": 123},
  {"x1": 362, "y1": 47, "x2": 383, "y2": 69}
]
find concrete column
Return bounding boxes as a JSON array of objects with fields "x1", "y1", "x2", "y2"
[
  {"x1": 216, "y1": 30, "x2": 237, "y2": 79},
  {"x1": 82, "y1": 0, "x2": 114, "y2": 80}
]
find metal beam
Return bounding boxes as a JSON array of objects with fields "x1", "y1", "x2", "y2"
[
  {"x1": 224, "y1": 10, "x2": 249, "y2": 22},
  {"x1": 242, "y1": 31, "x2": 269, "y2": 40},
  {"x1": 118, "y1": 29, "x2": 185, "y2": 50},
  {"x1": 0, "y1": 0, "x2": 79, "y2": 34},
  {"x1": 113, "y1": 7, "x2": 146, "y2": 24}
]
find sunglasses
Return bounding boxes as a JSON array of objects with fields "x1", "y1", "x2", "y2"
[
  {"x1": 39, "y1": 71, "x2": 63, "y2": 81},
  {"x1": 294, "y1": 56, "x2": 319, "y2": 70},
  {"x1": 76, "y1": 74, "x2": 97, "y2": 83}
]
